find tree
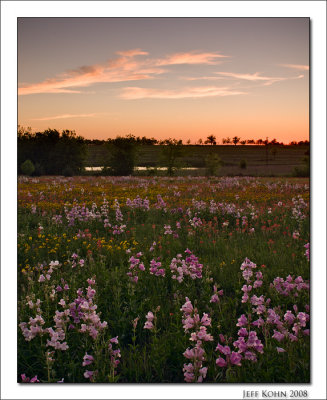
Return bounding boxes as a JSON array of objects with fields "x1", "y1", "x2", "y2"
[
  {"x1": 240, "y1": 140, "x2": 246, "y2": 145},
  {"x1": 205, "y1": 135, "x2": 216, "y2": 145},
  {"x1": 138, "y1": 136, "x2": 158, "y2": 145},
  {"x1": 247, "y1": 139, "x2": 255, "y2": 145},
  {"x1": 159, "y1": 138, "x2": 184, "y2": 176},
  {"x1": 17, "y1": 125, "x2": 32, "y2": 139},
  {"x1": 52, "y1": 130, "x2": 87, "y2": 175},
  {"x1": 222, "y1": 137, "x2": 231, "y2": 145},
  {"x1": 17, "y1": 128, "x2": 86, "y2": 175},
  {"x1": 106, "y1": 135, "x2": 138, "y2": 176},
  {"x1": 232, "y1": 136, "x2": 241, "y2": 145},
  {"x1": 198, "y1": 138, "x2": 203, "y2": 145}
]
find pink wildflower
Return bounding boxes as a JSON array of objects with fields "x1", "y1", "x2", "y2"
[
  {"x1": 216, "y1": 357, "x2": 227, "y2": 367},
  {"x1": 82, "y1": 353, "x2": 94, "y2": 366},
  {"x1": 236, "y1": 314, "x2": 248, "y2": 327},
  {"x1": 272, "y1": 330, "x2": 285, "y2": 342},
  {"x1": 230, "y1": 352, "x2": 242, "y2": 366},
  {"x1": 84, "y1": 370, "x2": 95, "y2": 380},
  {"x1": 144, "y1": 310, "x2": 156, "y2": 330}
]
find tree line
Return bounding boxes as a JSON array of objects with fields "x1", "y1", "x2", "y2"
[
  {"x1": 88, "y1": 135, "x2": 309, "y2": 147},
  {"x1": 18, "y1": 128, "x2": 184, "y2": 176},
  {"x1": 202, "y1": 135, "x2": 309, "y2": 146},
  {"x1": 18, "y1": 127, "x2": 87, "y2": 176},
  {"x1": 18, "y1": 126, "x2": 309, "y2": 177}
]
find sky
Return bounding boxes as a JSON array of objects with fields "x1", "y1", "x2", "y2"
[{"x1": 18, "y1": 18, "x2": 309, "y2": 143}]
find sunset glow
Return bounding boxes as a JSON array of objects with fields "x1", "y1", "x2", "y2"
[{"x1": 18, "y1": 18, "x2": 309, "y2": 143}]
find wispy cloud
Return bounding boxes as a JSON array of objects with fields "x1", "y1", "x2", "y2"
[
  {"x1": 215, "y1": 71, "x2": 304, "y2": 86},
  {"x1": 31, "y1": 113, "x2": 97, "y2": 121},
  {"x1": 155, "y1": 51, "x2": 227, "y2": 66},
  {"x1": 19, "y1": 49, "x2": 229, "y2": 96},
  {"x1": 181, "y1": 76, "x2": 225, "y2": 81},
  {"x1": 279, "y1": 64, "x2": 309, "y2": 71},
  {"x1": 120, "y1": 86, "x2": 246, "y2": 100}
]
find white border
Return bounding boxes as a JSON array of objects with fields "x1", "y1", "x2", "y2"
[{"x1": 1, "y1": 1, "x2": 326, "y2": 399}]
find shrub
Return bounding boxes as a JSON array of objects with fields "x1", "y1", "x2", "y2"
[
  {"x1": 239, "y1": 159, "x2": 247, "y2": 169},
  {"x1": 33, "y1": 163, "x2": 45, "y2": 176},
  {"x1": 292, "y1": 166, "x2": 309, "y2": 177},
  {"x1": 292, "y1": 156, "x2": 310, "y2": 177},
  {"x1": 62, "y1": 166, "x2": 75, "y2": 177},
  {"x1": 101, "y1": 166, "x2": 112, "y2": 176},
  {"x1": 205, "y1": 154, "x2": 221, "y2": 176},
  {"x1": 20, "y1": 159, "x2": 35, "y2": 176},
  {"x1": 146, "y1": 166, "x2": 158, "y2": 176}
]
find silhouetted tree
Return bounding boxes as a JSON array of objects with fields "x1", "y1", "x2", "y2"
[
  {"x1": 18, "y1": 127, "x2": 86, "y2": 175},
  {"x1": 232, "y1": 136, "x2": 241, "y2": 145},
  {"x1": 138, "y1": 136, "x2": 158, "y2": 145},
  {"x1": 222, "y1": 137, "x2": 231, "y2": 145},
  {"x1": 52, "y1": 130, "x2": 86, "y2": 175},
  {"x1": 205, "y1": 135, "x2": 216, "y2": 145},
  {"x1": 159, "y1": 138, "x2": 184, "y2": 176},
  {"x1": 106, "y1": 135, "x2": 138, "y2": 175}
]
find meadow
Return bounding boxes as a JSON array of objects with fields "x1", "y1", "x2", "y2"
[{"x1": 18, "y1": 175, "x2": 310, "y2": 383}]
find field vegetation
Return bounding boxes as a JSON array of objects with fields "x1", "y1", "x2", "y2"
[{"x1": 18, "y1": 175, "x2": 309, "y2": 383}]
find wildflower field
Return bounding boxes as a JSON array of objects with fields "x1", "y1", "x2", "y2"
[{"x1": 18, "y1": 175, "x2": 310, "y2": 383}]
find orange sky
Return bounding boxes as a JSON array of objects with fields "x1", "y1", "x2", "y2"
[{"x1": 18, "y1": 18, "x2": 309, "y2": 143}]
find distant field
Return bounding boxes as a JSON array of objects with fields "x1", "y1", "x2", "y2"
[{"x1": 85, "y1": 144, "x2": 309, "y2": 177}]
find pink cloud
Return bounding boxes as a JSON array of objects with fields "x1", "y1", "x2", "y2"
[
  {"x1": 115, "y1": 49, "x2": 149, "y2": 57},
  {"x1": 120, "y1": 86, "x2": 246, "y2": 100},
  {"x1": 19, "y1": 87, "x2": 83, "y2": 95},
  {"x1": 155, "y1": 51, "x2": 228, "y2": 66},
  {"x1": 215, "y1": 71, "x2": 304, "y2": 86},
  {"x1": 18, "y1": 49, "x2": 229, "y2": 96},
  {"x1": 279, "y1": 64, "x2": 309, "y2": 71},
  {"x1": 31, "y1": 113, "x2": 97, "y2": 121},
  {"x1": 181, "y1": 76, "x2": 225, "y2": 81}
]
